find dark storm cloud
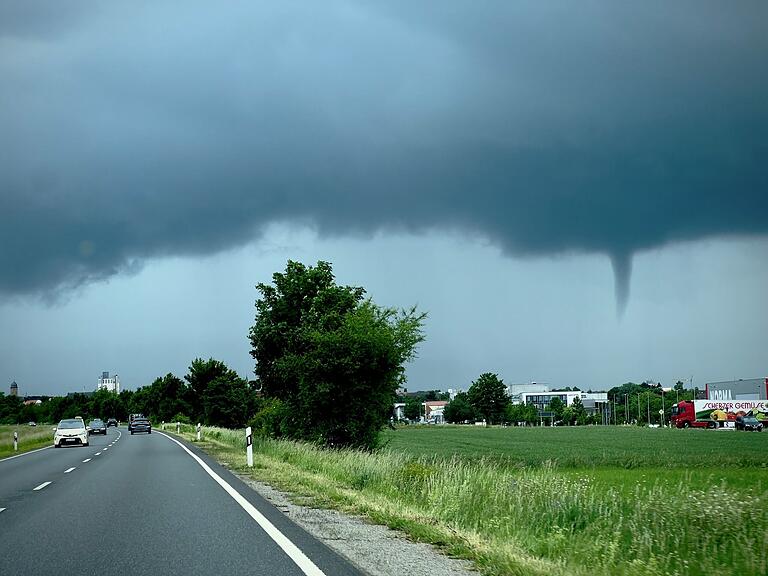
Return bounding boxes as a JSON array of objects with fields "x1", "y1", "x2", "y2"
[{"x1": 1, "y1": 0, "x2": 766, "y2": 310}]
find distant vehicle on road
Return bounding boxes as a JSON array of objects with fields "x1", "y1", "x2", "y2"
[
  {"x1": 54, "y1": 419, "x2": 89, "y2": 448},
  {"x1": 27, "y1": 421, "x2": 37, "y2": 426},
  {"x1": 88, "y1": 419, "x2": 107, "y2": 435},
  {"x1": 128, "y1": 413, "x2": 145, "y2": 432},
  {"x1": 735, "y1": 415, "x2": 763, "y2": 432},
  {"x1": 130, "y1": 418, "x2": 151, "y2": 435},
  {"x1": 106, "y1": 418, "x2": 118, "y2": 428}
]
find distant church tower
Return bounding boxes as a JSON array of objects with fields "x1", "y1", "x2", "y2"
[{"x1": 10, "y1": 381, "x2": 18, "y2": 396}]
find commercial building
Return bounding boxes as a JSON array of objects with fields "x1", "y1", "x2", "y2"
[
  {"x1": 519, "y1": 391, "x2": 609, "y2": 418},
  {"x1": 97, "y1": 371, "x2": 120, "y2": 393},
  {"x1": 705, "y1": 378, "x2": 767, "y2": 401},
  {"x1": 507, "y1": 382, "x2": 550, "y2": 404},
  {"x1": 423, "y1": 401, "x2": 448, "y2": 423}
]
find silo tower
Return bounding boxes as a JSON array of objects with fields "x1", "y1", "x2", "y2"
[{"x1": 10, "y1": 381, "x2": 18, "y2": 397}]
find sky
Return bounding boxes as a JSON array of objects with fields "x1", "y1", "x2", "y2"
[{"x1": 1, "y1": 1, "x2": 766, "y2": 396}]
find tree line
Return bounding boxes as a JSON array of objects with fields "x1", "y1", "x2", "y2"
[{"x1": 0, "y1": 358, "x2": 257, "y2": 429}]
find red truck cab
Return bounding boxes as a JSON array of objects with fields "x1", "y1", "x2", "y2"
[{"x1": 671, "y1": 401, "x2": 717, "y2": 429}]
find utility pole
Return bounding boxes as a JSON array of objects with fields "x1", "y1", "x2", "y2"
[
  {"x1": 647, "y1": 393, "x2": 651, "y2": 426},
  {"x1": 625, "y1": 394, "x2": 628, "y2": 425}
]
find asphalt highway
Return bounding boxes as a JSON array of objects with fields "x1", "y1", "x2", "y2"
[{"x1": 0, "y1": 427, "x2": 364, "y2": 576}]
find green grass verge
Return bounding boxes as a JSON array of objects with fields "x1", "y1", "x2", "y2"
[
  {"x1": 0, "y1": 424, "x2": 54, "y2": 458},
  {"x1": 165, "y1": 424, "x2": 768, "y2": 576}
]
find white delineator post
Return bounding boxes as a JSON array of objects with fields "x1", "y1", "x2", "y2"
[
  {"x1": 246, "y1": 426, "x2": 253, "y2": 467},
  {"x1": 176, "y1": 421, "x2": 180, "y2": 433},
  {"x1": 196, "y1": 423, "x2": 201, "y2": 441},
  {"x1": 13, "y1": 431, "x2": 18, "y2": 451}
]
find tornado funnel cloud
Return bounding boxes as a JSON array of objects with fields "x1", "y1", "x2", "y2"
[{"x1": 610, "y1": 252, "x2": 633, "y2": 318}]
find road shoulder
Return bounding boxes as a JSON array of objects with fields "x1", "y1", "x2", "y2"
[{"x1": 233, "y1": 473, "x2": 477, "y2": 576}]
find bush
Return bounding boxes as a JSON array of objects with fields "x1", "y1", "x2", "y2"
[
  {"x1": 248, "y1": 397, "x2": 289, "y2": 439},
  {"x1": 170, "y1": 412, "x2": 191, "y2": 424}
]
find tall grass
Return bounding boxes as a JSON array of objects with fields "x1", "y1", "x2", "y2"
[
  {"x1": 173, "y1": 425, "x2": 768, "y2": 576},
  {"x1": 0, "y1": 424, "x2": 54, "y2": 458}
]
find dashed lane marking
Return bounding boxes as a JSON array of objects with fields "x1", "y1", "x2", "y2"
[
  {"x1": 94, "y1": 452, "x2": 101, "y2": 456},
  {"x1": 64, "y1": 467, "x2": 76, "y2": 474},
  {"x1": 82, "y1": 458, "x2": 91, "y2": 463},
  {"x1": 33, "y1": 482, "x2": 52, "y2": 491}
]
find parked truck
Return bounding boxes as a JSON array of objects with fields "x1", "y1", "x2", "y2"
[{"x1": 671, "y1": 400, "x2": 768, "y2": 429}]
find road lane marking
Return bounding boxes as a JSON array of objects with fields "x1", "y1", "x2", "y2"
[
  {"x1": 82, "y1": 458, "x2": 91, "y2": 463},
  {"x1": 33, "y1": 482, "x2": 52, "y2": 491},
  {"x1": 157, "y1": 431, "x2": 326, "y2": 576},
  {"x1": 64, "y1": 467, "x2": 76, "y2": 474},
  {"x1": 103, "y1": 447, "x2": 109, "y2": 450},
  {"x1": 0, "y1": 445, "x2": 52, "y2": 463},
  {"x1": 0, "y1": 508, "x2": 6, "y2": 513},
  {"x1": 94, "y1": 452, "x2": 101, "y2": 456}
]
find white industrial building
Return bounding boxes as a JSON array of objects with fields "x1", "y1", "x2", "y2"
[
  {"x1": 97, "y1": 371, "x2": 120, "y2": 393},
  {"x1": 519, "y1": 390, "x2": 609, "y2": 418}
]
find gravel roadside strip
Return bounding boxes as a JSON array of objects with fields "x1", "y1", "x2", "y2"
[{"x1": 235, "y1": 474, "x2": 478, "y2": 576}]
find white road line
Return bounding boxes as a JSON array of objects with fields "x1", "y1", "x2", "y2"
[
  {"x1": 0, "y1": 508, "x2": 6, "y2": 513},
  {"x1": 157, "y1": 431, "x2": 326, "y2": 576},
  {"x1": 94, "y1": 452, "x2": 101, "y2": 456},
  {"x1": 103, "y1": 447, "x2": 109, "y2": 451},
  {"x1": 0, "y1": 445, "x2": 52, "y2": 463},
  {"x1": 33, "y1": 482, "x2": 52, "y2": 491},
  {"x1": 82, "y1": 458, "x2": 91, "y2": 463},
  {"x1": 64, "y1": 467, "x2": 76, "y2": 474}
]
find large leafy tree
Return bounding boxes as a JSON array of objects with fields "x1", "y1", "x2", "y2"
[
  {"x1": 548, "y1": 396, "x2": 565, "y2": 420},
  {"x1": 202, "y1": 373, "x2": 251, "y2": 429},
  {"x1": 467, "y1": 373, "x2": 509, "y2": 425},
  {"x1": 444, "y1": 392, "x2": 476, "y2": 423},
  {"x1": 185, "y1": 358, "x2": 231, "y2": 419},
  {"x1": 249, "y1": 260, "x2": 426, "y2": 449},
  {"x1": 403, "y1": 396, "x2": 421, "y2": 421}
]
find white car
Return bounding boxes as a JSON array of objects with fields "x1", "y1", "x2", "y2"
[{"x1": 54, "y1": 418, "x2": 90, "y2": 448}]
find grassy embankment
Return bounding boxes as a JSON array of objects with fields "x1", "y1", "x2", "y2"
[
  {"x1": 0, "y1": 424, "x2": 53, "y2": 458},
  {"x1": 166, "y1": 424, "x2": 768, "y2": 576}
]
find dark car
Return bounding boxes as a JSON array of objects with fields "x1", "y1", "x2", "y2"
[
  {"x1": 128, "y1": 413, "x2": 145, "y2": 432},
  {"x1": 130, "y1": 418, "x2": 152, "y2": 435},
  {"x1": 735, "y1": 415, "x2": 763, "y2": 432},
  {"x1": 87, "y1": 419, "x2": 107, "y2": 435},
  {"x1": 106, "y1": 418, "x2": 118, "y2": 428}
]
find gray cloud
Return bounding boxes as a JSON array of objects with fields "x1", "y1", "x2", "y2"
[{"x1": 1, "y1": 0, "x2": 766, "y2": 308}]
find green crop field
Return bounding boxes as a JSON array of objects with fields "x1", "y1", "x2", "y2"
[
  {"x1": 381, "y1": 424, "x2": 768, "y2": 469},
  {"x1": 0, "y1": 424, "x2": 54, "y2": 458},
  {"x1": 172, "y1": 424, "x2": 768, "y2": 576}
]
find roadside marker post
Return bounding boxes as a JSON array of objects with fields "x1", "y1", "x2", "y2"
[
  {"x1": 196, "y1": 423, "x2": 201, "y2": 442},
  {"x1": 176, "y1": 421, "x2": 180, "y2": 433},
  {"x1": 246, "y1": 426, "x2": 253, "y2": 467},
  {"x1": 13, "y1": 431, "x2": 18, "y2": 451}
]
